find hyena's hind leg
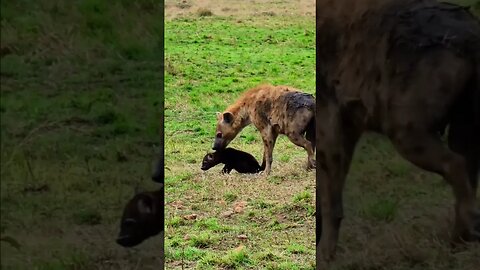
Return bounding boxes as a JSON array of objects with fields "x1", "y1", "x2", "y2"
[
  {"x1": 287, "y1": 131, "x2": 316, "y2": 169},
  {"x1": 390, "y1": 129, "x2": 479, "y2": 242},
  {"x1": 448, "y1": 103, "x2": 480, "y2": 197},
  {"x1": 288, "y1": 110, "x2": 316, "y2": 169},
  {"x1": 305, "y1": 116, "x2": 316, "y2": 150}
]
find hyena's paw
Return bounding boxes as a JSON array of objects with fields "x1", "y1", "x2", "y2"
[
  {"x1": 260, "y1": 168, "x2": 271, "y2": 177},
  {"x1": 451, "y1": 209, "x2": 480, "y2": 244},
  {"x1": 464, "y1": 209, "x2": 480, "y2": 242},
  {"x1": 306, "y1": 159, "x2": 316, "y2": 170},
  {"x1": 319, "y1": 238, "x2": 337, "y2": 262},
  {"x1": 473, "y1": 209, "x2": 480, "y2": 241}
]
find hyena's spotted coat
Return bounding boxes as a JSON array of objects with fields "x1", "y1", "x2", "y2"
[{"x1": 213, "y1": 84, "x2": 315, "y2": 175}]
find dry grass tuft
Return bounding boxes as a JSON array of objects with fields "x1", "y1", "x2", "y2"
[
  {"x1": 175, "y1": 0, "x2": 192, "y2": 9},
  {"x1": 197, "y1": 8, "x2": 214, "y2": 17},
  {"x1": 261, "y1": 11, "x2": 276, "y2": 16}
]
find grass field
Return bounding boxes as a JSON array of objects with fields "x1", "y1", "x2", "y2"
[
  {"x1": 1, "y1": 1, "x2": 164, "y2": 269},
  {"x1": 1, "y1": 0, "x2": 480, "y2": 269}
]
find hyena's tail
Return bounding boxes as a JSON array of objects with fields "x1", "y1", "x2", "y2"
[
  {"x1": 474, "y1": 53, "x2": 480, "y2": 133},
  {"x1": 305, "y1": 116, "x2": 316, "y2": 151}
]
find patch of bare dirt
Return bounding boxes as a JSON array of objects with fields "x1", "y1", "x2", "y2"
[{"x1": 165, "y1": 0, "x2": 315, "y2": 20}]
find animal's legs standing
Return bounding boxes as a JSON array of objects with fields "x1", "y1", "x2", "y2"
[
  {"x1": 316, "y1": 110, "x2": 361, "y2": 261},
  {"x1": 287, "y1": 132, "x2": 316, "y2": 169},
  {"x1": 260, "y1": 126, "x2": 278, "y2": 175},
  {"x1": 391, "y1": 130, "x2": 479, "y2": 242},
  {"x1": 448, "y1": 120, "x2": 480, "y2": 198}
]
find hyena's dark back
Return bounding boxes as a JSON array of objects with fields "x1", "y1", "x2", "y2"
[{"x1": 282, "y1": 92, "x2": 315, "y2": 112}]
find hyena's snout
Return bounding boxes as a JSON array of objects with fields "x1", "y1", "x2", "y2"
[
  {"x1": 212, "y1": 140, "x2": 220, "y2": 150},
  {"x1": 212, "y1": 132, "x2": 229, "y2": 150},
  {"x1": 212, "y1": 138, "x2": 225, "y2": 150}
]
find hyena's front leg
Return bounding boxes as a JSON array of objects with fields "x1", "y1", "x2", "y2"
[
  {"x1": 260, "y1": 125, "x2": 278, "y2": 175},
  {"x1": 221, "y1": 165, "x2": 232, "y2": 174},
  {"x1": 287, "y1": 132, "x2": 316, "y2": 169},
  {"x1": 316, "y1": 99, "x2": 365, "y2": 262}
]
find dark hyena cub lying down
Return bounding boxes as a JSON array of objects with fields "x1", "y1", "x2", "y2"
[
  {"x1": 117, "y1": 158, "x2": 164, "y2": 247},
  {"x1": 116, "y1": 187, "x2": 164, "y2": 247},
  {"x1": 201, "y1": 148, "x2": 264, "y2": 174}
]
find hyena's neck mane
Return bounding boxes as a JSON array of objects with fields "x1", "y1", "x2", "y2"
[{"x1": 225, "y1": 103, "x2": 251, "y2": 130}]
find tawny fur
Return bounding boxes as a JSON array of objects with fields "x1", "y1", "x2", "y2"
[{"x1": 213, "y1": 84, "x2": 315, "y2": 175}]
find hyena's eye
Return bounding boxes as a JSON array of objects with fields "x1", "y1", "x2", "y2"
[{"x1": 216, "y1": 132, "x2": 222, "y2": 138}]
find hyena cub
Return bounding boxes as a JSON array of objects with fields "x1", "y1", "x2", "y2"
[
  {"x1": 116, "y1": 187, "x2": 164, "y2": 247},
  {"x1": 117, "y1": 158, "x2": 164, "y2": 248},
  {"x1": 213, "y1": 84, "x2": 315, "y2": 175},
  {"x1": 201, "y1": 148, "x2": 264, "y2": 174}
]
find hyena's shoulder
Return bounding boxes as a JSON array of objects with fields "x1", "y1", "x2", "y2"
[
  {"x1": 259, "y1": 85, "x2": 314, "y2": 111},
  {"x1": 228, "y1": 84, "x2": 276, "y2": 108},
  {"x1": 239, "y1": 85, "x2": 294, "y2": 104},
  {"x1": 231, "y1": 84, "x2": 309, "y2": 112}
]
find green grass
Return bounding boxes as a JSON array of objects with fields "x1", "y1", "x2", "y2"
[
  {"x1": 362, "y1": 198, "x2": 398, "y2": 222},
  {"x1": 293, "y1": 190, "x2": 312, "y2": 203}
]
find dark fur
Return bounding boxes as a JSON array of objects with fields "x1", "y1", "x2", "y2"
[
  {"x1": 281, "y1": 92, "x2": 316, "y2": 150},
  {"x1": 316, "y1": 0, "x2": 480, "y2": 260},
  {"x1": 116, "y1": 187, "x2": 164, "y2": 248},
  {"x1": 117, "y1": 157, "x2": 164, "y2": 248},
  {"x1": 201, "y1": 148, "x2": 264, "y2": 174},
  {"x1": 282, "y1": 92, "x2": 315, "y2": 116},
  {"x1": 151, "y1": 155, "x2": 163, "y2": 183}
]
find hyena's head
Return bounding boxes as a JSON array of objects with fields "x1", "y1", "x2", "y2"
[
  {"x1": 116, "y1": 189, "x2": 163, "y2": 247},
  {"x1": 213, "y1": 112, "x2": 238, "y2": 150},
  {"x1": 201, "y1": 152, "x2": 221, "y2": 171}
]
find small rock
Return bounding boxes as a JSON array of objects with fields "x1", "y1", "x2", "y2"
[
  {"x1": 221, "y1": 210, "x2": 234, "y2": 218},
  {"x1": 234, "y1": 244, "x2": 245, "y2": 252},
  {"x1": 183, "y1": 214, "x2": 197, "y2": 220},
  {"x1": 233, "y1": 201, "x2": 247, "y2": 213},
  {"x1": 170, "y1": 201, "x2": 185, "y2": 209},
  {"x1": 237, "y1": 234, "x2": 248, "y2": 240}
]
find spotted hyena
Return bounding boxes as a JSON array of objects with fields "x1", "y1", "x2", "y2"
[
  {"x1": 212, "y1": 84, "x2": 315, "y2": 175},
  {"x1": 316, "y1": 0, "x2": 480, "y2": 260}
]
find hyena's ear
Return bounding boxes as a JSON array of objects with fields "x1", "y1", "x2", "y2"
[
  {"x1": 137, "y1": 196, "x2": 154, "y2": 215},
  {"x1": 216, "y1": 112, "x2": 222, "y2": 121},
  {"x1": 222, "y1": 112, "x2": 234, "y2": 124}
]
